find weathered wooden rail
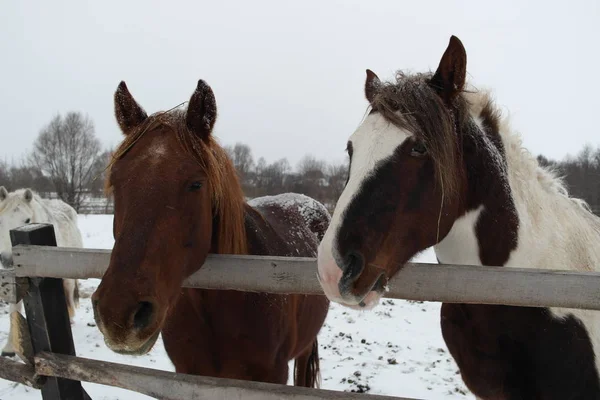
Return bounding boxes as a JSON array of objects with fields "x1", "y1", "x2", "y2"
[
  {"x1": 1, "y1": 223, "x2": 600, "y2": 400},
  {"x1": 7, "y1": 244, "x2": 600, "y2": 310},
  {"x1": 34, "y1": 352, "x2": 415, "y2": 400}
]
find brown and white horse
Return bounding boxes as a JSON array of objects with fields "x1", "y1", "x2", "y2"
[
  {"x1": 317, "y1": 36, "x2": 600, "y2": 399},
  {"x1": 91, "y1": 80, "x2": 329, "y2": 386}
]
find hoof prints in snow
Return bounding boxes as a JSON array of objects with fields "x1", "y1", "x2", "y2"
[{"x1": 319, "y1": 299, "x2": 472, "y2": 398}]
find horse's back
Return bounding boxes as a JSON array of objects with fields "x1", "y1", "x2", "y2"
[
  {"x1": 39, "y1": 198, "x2": 83, "y2": 248},
  {"x1": 164, "y1": 193, "x2": 330, "y2": 380},
  {"x1": 247, "y1": 193, "x2": 331, "y2": 258}
]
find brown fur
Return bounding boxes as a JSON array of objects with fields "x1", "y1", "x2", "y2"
[
  {"x1": 105, "y1": 111, "x2": 247, "y2": 256},
  {"x1": 330, "y1": 36, "x2": 600, "y2": 398},
  {"x1": 370, "y1": 71, "x2": 467, "y2": 201},
  {"x1": 92, "y1": 79, "x2": 329, "y2": 387}
]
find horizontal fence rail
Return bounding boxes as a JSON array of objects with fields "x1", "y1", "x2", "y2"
[
  {"x1": 35, "y1": 352, "x2": 416, "y2": 400},
  {"x1": 0, "y1": 355, "x2": 42, "y2": 388},
  {"x1": 10, "y1": 245, "x2": 600, "y2": 310},
  {"x1": 3, "y1": 222, "x2": 600, "y2": 400}
]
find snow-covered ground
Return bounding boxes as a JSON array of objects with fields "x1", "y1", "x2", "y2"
[{"x1": 0, "y1": 215, "x2": 473, "y2": 400}]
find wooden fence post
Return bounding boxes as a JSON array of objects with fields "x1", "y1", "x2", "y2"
[{"x1": 11, "y1": 223, "x2": 89, "y2": 400}]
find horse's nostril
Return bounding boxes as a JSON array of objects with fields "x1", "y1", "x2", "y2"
[
  {"x1": 343, "y1": 251, "x2": 364, "y2": 282},
  {"x1": 133, "y1": 301, "x2": 155, "y2": 330}
]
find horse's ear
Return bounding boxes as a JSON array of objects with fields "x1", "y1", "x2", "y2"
[
  {"x1": 0, "y1": 187, "x2": 7, "y2": 201},
  {"x1": 23, "y1": 189, "x2": 33, "y2": 203},
  {"x1": 114, "y1": 81, "x2": 148, "y2": 134},
  {"x1": 430, "y1": 36, "x2": 467, "y2": 104},
  {"x1": 365, "y1": 69, "x2": 381, "y2": 104},
  {"x1": 186, "y1": 80, "x2": 217, "y2": 141}
]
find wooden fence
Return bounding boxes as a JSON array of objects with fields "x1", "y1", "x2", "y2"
[{"x1": 1, "y1": 223, "x2": 600, "y2": 399}]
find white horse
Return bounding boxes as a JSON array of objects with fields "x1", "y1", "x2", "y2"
[
  {"x1": 0, "y1": 187, "x2": 82, "y2": 357},
  {"x1": 317, "y1": 36, "x2": 600, "y2": 398}
]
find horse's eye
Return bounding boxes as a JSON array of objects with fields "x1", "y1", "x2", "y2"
[
  {"x1": 188, "y1": 182, "x2": 203, "y2": 192},
  {"x1": 25, "y1": 218, "x2": 30, "y2": 224},
  {"x1": 411, "y1": 142, "x2": 427, "y2": 157}
]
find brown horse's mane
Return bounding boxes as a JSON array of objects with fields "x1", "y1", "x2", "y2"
[
  {"x1": 370, "y1": 71, "x2": 473, "y2": 200},
  {"x1": 105, "y1": 109, "x2": 248, "y2": 256}
]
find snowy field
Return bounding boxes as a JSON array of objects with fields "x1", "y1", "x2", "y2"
[{"x1": 0, "y1": 214, "x2": 473, "y2": 400}]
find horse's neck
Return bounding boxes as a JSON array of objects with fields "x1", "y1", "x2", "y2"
[
  {"x1": 435, "y1": 122, "x2": 518, "y2": 267},
  {"x1": 30, "y1": 198, "x2": 48, "y2": 223},
  {"x1": 209, "y1": 205, "x2": 260, "y2": 255},
  {"x1": 435, "y1": 124, "x2": 600, "y2": 273},
  {"x1": 33, "y1": 198, "x2": 74, "y2": 246},
  {"x1": 239, "y1": 205, "x2": 272, "y2": 256},
  {"x1": 505, "y1": 157, "x2": 600, "y2": 273}
]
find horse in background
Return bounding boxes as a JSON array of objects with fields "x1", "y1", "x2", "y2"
[
  {"x1": 317, "y1": 36, "x2": 600, "y2": 398},
  {"x1": 91, "y1": 79, "x2": 329, "y2": 386},
  {"x1": 0, "y1": 187, "x2": 82, "y2": 356}
]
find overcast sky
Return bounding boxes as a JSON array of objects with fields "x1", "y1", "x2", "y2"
[{"x1": 2, "y1": 0, "x2": 599, "y2": 168}]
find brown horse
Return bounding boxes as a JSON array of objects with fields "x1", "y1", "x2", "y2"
[
  {"x1": 91, "y1": 79, "x2": 330, "y2": 386},
  {"x1": 317, "y1": 36, "x2": 600, "y2": 399}
]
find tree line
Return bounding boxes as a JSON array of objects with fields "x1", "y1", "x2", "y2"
[
  {"x1": 537, "y1": 146, "x2": 600, "y2": 214},
  {"x1": 224, "y1": 143, "x2": 348, "y2": 211},
  {"x1": 1, "y1": 111, "x2": 599, "y2": 216}
]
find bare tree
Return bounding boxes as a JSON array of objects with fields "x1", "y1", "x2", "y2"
[
  {"x1": 0, "y1": 160, "x2": 53, "y2": 194},
  {"x1": 326, "y1": 161, "x2": 349, "y2": 204},
  {"x1": 255, "y1": 157, "x2": 267, "y2": 176},
  {"x1": 10, "y1": 165, "x2": 37, "y2": 190},
  {"x1": 541, "y1": 144, "x2": 600, "y2": 216},
  {"x1": 297, "y1": 155, "x2": 326, "y2": 179},
  {"x1": 272, "y1": 158, "x2": 291, "y2": 176},
  {"x1": 225, "y1": 143, "x2": 254, "y2": 180},
  {"x1": 261, "y1": 158, "x2": 291, "y2": 194},
  {"x1": 295, "y1": 155, "x2": 327, "y2": 202},
  {"x1": 86, "y1": 149, "x2": 114, "y2": 197},
  {"x1": 30, "y1": 112, "x2": 102, "y2": 211},
  {"x1": 0, "y1": 161, "x2": 10, "y2": 189}
]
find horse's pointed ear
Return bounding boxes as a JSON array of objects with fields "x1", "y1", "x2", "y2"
[
  {"x1": 365, "y1": 69, "x2": 381, "y2": 104},
  {"x1": 23, "y1": 189, "x2": 33, "y2": 203},
  {"x1": 0, "y1": 187, "x2": 7, "y2": 201},
  {"x1": 114, "y1": 81, "x2": 148, "y2": 134},
  {"x1": 186, "y1": 80, "x2": 217, "y2": 141},
  {"x1": 430, "y1": 36, "x2": 467, "y2": 104}
]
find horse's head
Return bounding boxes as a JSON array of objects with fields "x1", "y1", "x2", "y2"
[
  {"x1": 0, "y1": 188, "x2": 35, "y2": 267},
  {"x1": 317, "y1": 36, "x2": 470, "y2": 309},
  {"x1": 92, "y1": 80, "x2": 246, "y2": 355}
]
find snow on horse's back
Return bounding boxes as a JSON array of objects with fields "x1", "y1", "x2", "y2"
[{"x1": 0, "y1": 186, "x2": 82, "y2": 356}]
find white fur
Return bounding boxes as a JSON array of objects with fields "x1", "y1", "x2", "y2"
[
  {"x1": 0, "y1": 188, "x2": 83, "y2": 355},
  {"x1": 149, "y1": 141, "x2": 168, "y2": 159},
  {"x1": 436, "y1": 90, "x2": 600, "y2": 379},
  {"x1": 317, "y1": 113, "x2": 412, "y2": 308},
  {"x1": 435, "y1": 206, "x2": 484, "y2": 265},
  {"x1": 317, "y1": 86, "x2": 600, "y2": 379}
]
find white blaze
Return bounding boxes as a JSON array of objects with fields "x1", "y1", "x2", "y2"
[{"x1": 317, "y1": 113, "x2": 413, "y2": 308}]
